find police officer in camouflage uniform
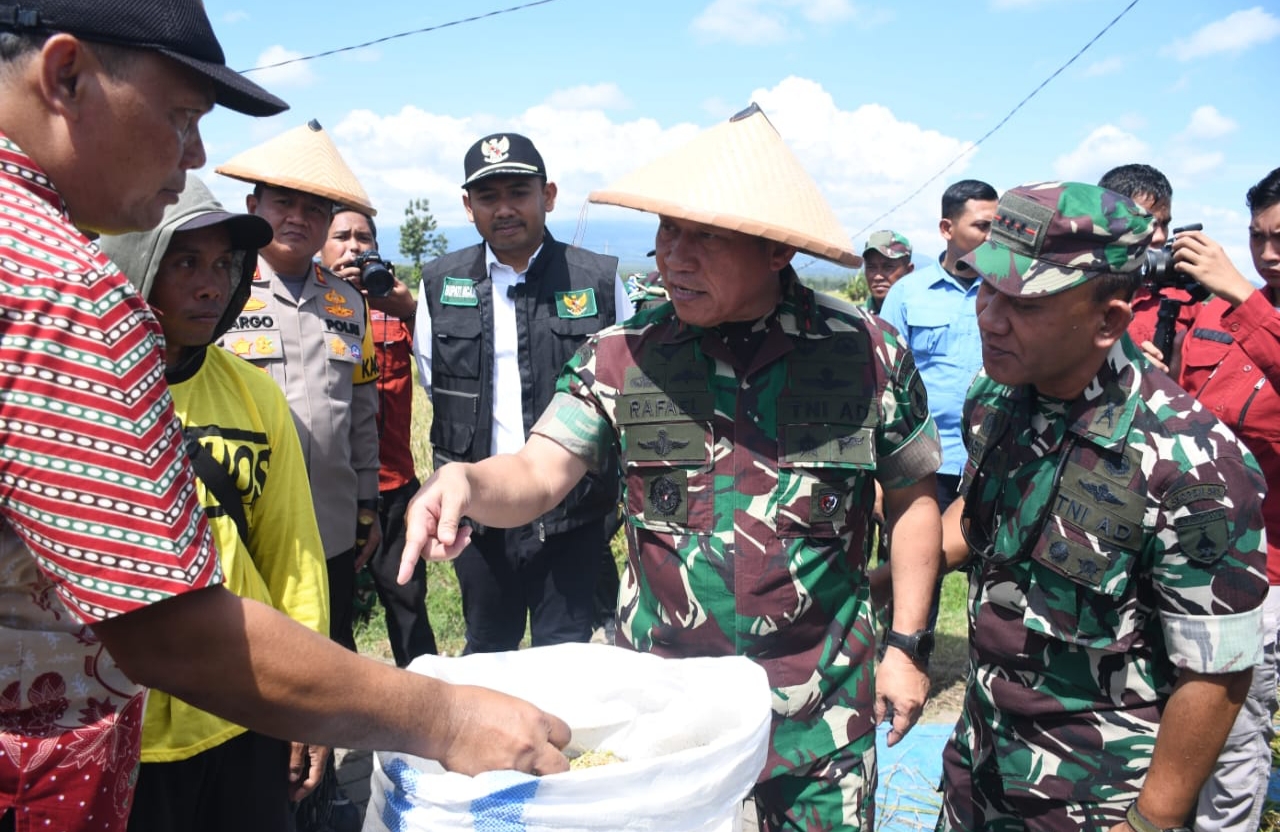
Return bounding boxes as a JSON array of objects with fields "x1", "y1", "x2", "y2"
[
  {"x1": 402, "y1": 105, "x2": 944, "y2": 831},
  {"x1": 937, "y1": 182, "x2": 1268, "y2": 832}
]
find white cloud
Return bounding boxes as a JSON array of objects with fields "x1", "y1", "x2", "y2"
[
  {"x1": 1163, "y1": 6, "x2": 1280, "y2": 60},
  {"x1": 748, "y1": 76, "x2": 974, "y2": 245},
  {"x1": 322, "y1": 76, "x2": 970, "y2": 260},
  {"x1": 543, "y1": 84, "x2": 631, "y2": 112},
  {"x1": 799, "y1": 0, "x2": 859, "y2": 24},
  {"x1": 692, "y1": 0, "x2": 857, "y2": 45},
  {"x1": 247, "y1": 45, "x2": 316, "y2": 89},
  {"x1": 1081, "y1": 56, "x2": 1125, "y2": 77},
  {"x1": 1167, "y1": 149, "x2": 1226, "y2": 181},
  {"x1": 222, "y1": 10, "x2": 249, "y2": 24},
  {"x1": 1179, "y1": 105, "x2": 1238, "y2": 140},
  {"x1": 1051, "y1": 125, "x2": 1150, "y2": 182}
]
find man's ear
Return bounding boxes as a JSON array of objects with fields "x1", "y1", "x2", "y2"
[
  {"x1": 37, "y1": 34, "x2": 93, "y2": 118},
  {"x1": 462, "y1": 192, "x2": 475, "y2": 223},
  {"x1": 1096, "y1": 297, "x2": 1133, "y2": 348},
  {"x1": 904, "y1": 263, "x2": 915, "y2": 275},
  {"x1": 939, "y1": 217, "x2": 954, "y2": 243},
  {"x1": 542, "y1": 181, "x2": 558, "y2": 213},
  {"x1": 767, "y1": 242, "x2": 797, "y2": 272},
  {"x1": 245, "y1": 193, "x2": 259, "y2": 215}
]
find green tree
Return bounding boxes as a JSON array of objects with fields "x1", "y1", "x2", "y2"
[{"x1": 400, "y1": 198, "x2": 448, "y2": 273}]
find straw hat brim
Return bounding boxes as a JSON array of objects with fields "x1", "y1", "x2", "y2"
[
  {"x1": 588, "y1": 106, "x2": 860, "y2": 268},
  {"x1": 215, "y1": 121, "x2": 376, "y2": 216}
]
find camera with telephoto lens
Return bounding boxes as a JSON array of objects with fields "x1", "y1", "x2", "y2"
[
  {"x1": 1141, "y1": 223, "x2": 1203, "y2": 295},
  {"x1": 351, "y1": 250, "x2": 395, "y2": 298}
]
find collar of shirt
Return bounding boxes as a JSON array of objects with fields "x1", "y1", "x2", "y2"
[
  {"x1": 0, "y1": 131, "x2": 69, "y2": 223},
  {"x1": 484, "y1": 241, "x2": 545, "y2": 288},
  {"x1": 995, "y1": 337, "x2": 1142, "y2": 458}
]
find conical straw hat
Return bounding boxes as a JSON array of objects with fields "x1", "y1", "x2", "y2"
[
  {"x1": 589, "y1": 105, "x2": 858, "y2": 267},
  {"x1": 216, "y1": 119, "x2": 376, "y2": 216}
]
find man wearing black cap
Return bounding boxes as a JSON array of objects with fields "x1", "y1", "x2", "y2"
[
  {"x1": 414, "y1": 133, "x2": 631, "y2": 652},
  {"x1": 0, "y1": 4, "x2": 570, "y2": 829}
]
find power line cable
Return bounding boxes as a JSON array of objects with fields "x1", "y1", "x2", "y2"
[
  {"x1": 811, "y1": 0, "x2": 1142, "y2": 272},
  {"x1": 239, "y1": 0, "x2": 559, "y2": 74}
]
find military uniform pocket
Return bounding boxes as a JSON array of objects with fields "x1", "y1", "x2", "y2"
[{"x1": 621, "y1": 421, "x2": 712, "y2": 534}]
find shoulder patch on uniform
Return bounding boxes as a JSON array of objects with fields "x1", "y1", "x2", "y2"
[
  {"x1": 1164, "y1": 483, "x2": 1227, "y2": 510},
  {"x1": 1175, "y1": 507, "x2": 1229, "y2": 564},
  {"x1": 441, "y1": 276, "x2": 479, "y2": 307}
]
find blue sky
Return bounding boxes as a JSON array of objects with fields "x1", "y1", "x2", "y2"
[{"x1": 198, "y1": 0, "x2": 1279, "y2": 276}]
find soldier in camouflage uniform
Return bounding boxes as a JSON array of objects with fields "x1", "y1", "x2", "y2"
[
  {"x1": 403, "y1": 105, "x2": 945, "y2": 831},
  {"x1": 936, "y1": 182, "x2": 1268, "y2": 832}
]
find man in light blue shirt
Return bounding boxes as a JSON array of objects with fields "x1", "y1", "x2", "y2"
[{"x1": 879, "y1": 180, "x2": 997, "y2": 509}]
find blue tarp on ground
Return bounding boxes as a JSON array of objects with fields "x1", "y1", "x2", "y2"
[{"x1": 875, "y1": 722, "x2": 952, "y2": 831}]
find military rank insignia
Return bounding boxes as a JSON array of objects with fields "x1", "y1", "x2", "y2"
[{"x1": 556, "y1": 288, "x2": 598, "y2": 318}]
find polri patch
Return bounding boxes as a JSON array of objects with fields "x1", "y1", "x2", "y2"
[
  {"x1": 441, "y1": 277, "x2": 479, "y2": 307},
  {"x1": 556, "y1": 288, "x2": 598, "y2": 318}
]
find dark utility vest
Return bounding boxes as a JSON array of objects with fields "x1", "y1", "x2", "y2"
[{"x1": 422, "y1": 232, "x2": 620, "y2": 536}]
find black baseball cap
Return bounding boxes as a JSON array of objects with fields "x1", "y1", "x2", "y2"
[
  {"x1": 0, "y1": 0, "x2": 288, "y2": 117},
  {"x1": 462, "y1": 133, "x2": 546, "y2": 188}
]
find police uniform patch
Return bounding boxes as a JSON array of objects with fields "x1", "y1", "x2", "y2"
[
  {"x1": 324, "y1": 289, "x2": 346, "y2": 304},
  {"x1": 441, "y1": 276, "x2": 479, "y2": 307},
  {"x1": 556, "y1": 288, "x2": 598, "y2": 319},
  {"x1": 325, "y1": 304, "x2": 354, "y2": 318},
  {"x1": 642, "y1": 470, "x2": 688, "y2": 524},
  {"x1": 1175, "y1": 507, "x2": 1229, "y2": 564}
]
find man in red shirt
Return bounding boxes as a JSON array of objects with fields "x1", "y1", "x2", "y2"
[
  {"x1": 1171, "y1": 166, "x2": 1280, "y2": 832},
  {"x1": 322, "y1": 208, "x2": 437, "y2": 666},
  {"x1": 0, "y1": 3, "x2": 568, "y2": 828},
  {"x1": 1098, "y1": 163, "x2": 1197, "y2": 362}
]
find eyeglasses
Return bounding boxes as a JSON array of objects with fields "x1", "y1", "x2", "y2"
[{"x1": 960, "y1": 420, "x2": 1077, "y2": 565}]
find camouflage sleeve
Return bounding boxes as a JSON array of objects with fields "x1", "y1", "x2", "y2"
[
  {"x1": 530, "y1": 340, "x2": 617, "y2": 476},
  {"x1": 1152, "y1": 437, "x2": 1267, "y2": 675},
  {"x1": 875, "y1": 337, "x2": 941, "y2": 490}
]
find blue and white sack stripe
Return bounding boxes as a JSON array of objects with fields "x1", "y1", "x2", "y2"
[{"x1": 378, "y1": 756, "x2": 541, "y2": 832}]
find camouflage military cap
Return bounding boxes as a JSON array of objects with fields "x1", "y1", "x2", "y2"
[
  {"x1": 961, "y1": 181, "x2": 1154, "y2": 297},
  {"x1": 863, "y1": 230, "x2": 912, "y2": 260}
]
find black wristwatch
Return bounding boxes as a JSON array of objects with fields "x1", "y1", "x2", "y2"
[
  {"x1": 883, "y1": 628, "x2": 935, "y2": 663},
  {"x1": 1125, "y1": 802, "x2": 1191, "y2": 832}
]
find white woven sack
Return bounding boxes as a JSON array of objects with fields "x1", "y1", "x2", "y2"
[{"x1": 362, "y1": 642, "x2": 771, "y2": 832}]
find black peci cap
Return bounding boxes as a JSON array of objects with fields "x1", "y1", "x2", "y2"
[
  {"x1": 462, "y1": 133, "x2": 546, "y2": 188},
  {"x1": 0, "y1": 0, "x2": 288, "y2": 116}
]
